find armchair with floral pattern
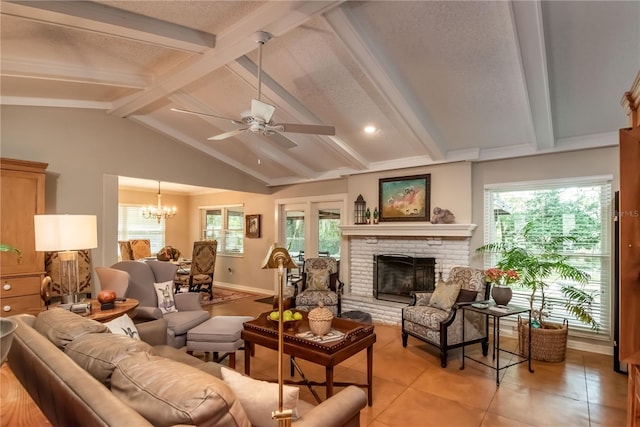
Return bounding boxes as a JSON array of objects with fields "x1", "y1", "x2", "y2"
[
  {"x1": 292, "y1": 257, "x2": 343, "y2": 316},
  {"x1": 402, "y1": 266, "x2": 489, "y2": 367}
]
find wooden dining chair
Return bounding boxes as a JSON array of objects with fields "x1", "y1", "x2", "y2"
[{"x1": 174, "y1": 240, "x2": 217, "y2": 301}]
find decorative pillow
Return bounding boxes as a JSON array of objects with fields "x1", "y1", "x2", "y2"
[
  {"x1": 34, "y1": 307, "x2": 108, "y2": 349},
  {"x1": 428, "y1": 280, "x2": 462, "y2": 311},
  {"x1": 111, "y1": 353, "x2": 250, "y2": 427},
  {"x1": 456, "y1": 289, "x2": 479, "y2": 303},
  {"x1": 64, "y1": 332, "x2": 153, "y2": 387},
  {"x1": 104, "y1": 314, "x2": 140, "y2": 340},
  {"x1": 154, "y1": 281, "x2": 178, "y2": 314},
  {"x1": 306, "y1": 270, "x2": 330, "y2": 291},
  {"x1": 221, "y1": 367, "x2": 299, "y2": 427}
]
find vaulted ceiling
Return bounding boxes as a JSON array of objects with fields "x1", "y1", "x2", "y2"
[{"x1": 1, "y1": 1, "x2": 638, "y2": 188}]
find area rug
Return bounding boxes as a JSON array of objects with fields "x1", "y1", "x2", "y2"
[{"x1": 200, "y1": 288, "x2": 259, "y2": 306}]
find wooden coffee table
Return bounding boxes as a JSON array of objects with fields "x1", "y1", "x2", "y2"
[{"x1": 242, "y1": 311, "x2": 376, "y2": 405}]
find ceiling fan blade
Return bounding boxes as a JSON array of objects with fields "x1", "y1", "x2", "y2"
[
  {"x1": 251, "y1": 99, "x2": 276, "y2": 123},
  {"x1": 207, "y1": 129, "x2": 247, "y2": 140},
  {"x1": 171, "y1": 107, "x2": 240, "y2": 124},
  {"x1": 265, "y1": 131, "x2": 298, "y2": 149},
  {"x1": 277, "y1": 123, "x2": 335, "y2": 136}
]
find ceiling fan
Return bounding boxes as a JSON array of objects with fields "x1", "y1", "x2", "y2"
[{"x1": 171, "y1": 31, "x2": 335, "y2": 146}]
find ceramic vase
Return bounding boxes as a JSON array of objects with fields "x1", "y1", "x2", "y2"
[{"x1": 491, "y1": 285, "x2": 512, "y2": 306}]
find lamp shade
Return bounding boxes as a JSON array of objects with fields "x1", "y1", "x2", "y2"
[
  {"x1": 34, "y1": 215, "x2": 98, "y2": 251},
  {"x1": 261, "y1": 243, "x2": 297, "y2": 270}
]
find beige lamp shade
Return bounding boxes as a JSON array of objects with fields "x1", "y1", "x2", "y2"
[{"x1": 34, "y1": 215, "x2": 98, "y2": 251}]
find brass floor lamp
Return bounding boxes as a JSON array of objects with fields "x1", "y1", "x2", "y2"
[{"x1": 261, "y1": 243, "x2": 297, "y2": 427}]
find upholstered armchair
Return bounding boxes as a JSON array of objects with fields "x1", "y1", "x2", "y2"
[
  {"x1": 45, "y1": 250, "x2": 93, "y2": 298},
  {"x1": 175, "y1": 240, "x2": 217, "y2": 300},
  {"x1": 112, "y1": 260, "x2": 209, "y2": 348},
  {"x1": 293, "y1": 257, "x2": 343, "y2": 316},
  {"x1": 402, "y1": 266, "x2": 489, "y2": 367}
]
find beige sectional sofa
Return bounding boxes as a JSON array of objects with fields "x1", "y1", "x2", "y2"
[{"x1": 8, "y1": 309, "x2": 367, "y2": 427}]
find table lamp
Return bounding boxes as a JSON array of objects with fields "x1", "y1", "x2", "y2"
[
  {"x1": 261, "y1": 243, "x2": 297, "y2": 427},
  {"x1": 34, "y1": 215, "x2": 97, "y2": 304}
]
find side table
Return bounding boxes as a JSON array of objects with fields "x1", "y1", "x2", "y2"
[{"x1": 460, "y1": 301, "x2": 534, "y2": 385}]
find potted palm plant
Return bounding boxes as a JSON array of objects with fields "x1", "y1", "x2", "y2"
[{"x1": 476, "y1": 221, "x2": 599, "y2": 362}]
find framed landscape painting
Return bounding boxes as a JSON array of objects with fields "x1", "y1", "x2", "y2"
[{"x1": 379, "y1": 174, "x2": 430, "y2": 222}]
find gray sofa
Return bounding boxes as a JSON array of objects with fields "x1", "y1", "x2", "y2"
[{"x1": 8, "y1": 310, "x2": 367, "y2": 427}]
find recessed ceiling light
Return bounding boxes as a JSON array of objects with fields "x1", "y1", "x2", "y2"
[{"x1": 364, "y1": 125, "x2": 377, "y2": 134}]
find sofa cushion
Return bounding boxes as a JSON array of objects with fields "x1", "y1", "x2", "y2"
[
  {"x1": 154, "y1": 280, "x2": 178, "y2": 313},
  {"x1": 428, "y1": 280, "x2": 462, "y2": 311},
  {"x1": 221, "y1": 367, "x2": 299, "y2": 427},
  {"x1": 403, "y1": 305, "x2": 451, "y2": 329},
  {"x1": 164, "y1": 310, "x2": 210, "y2": 336},
  {"x1": 111, "y1": 353, "x2": 250, "y2": 427},
  {"x1": 104, "y1": 314, "x2": 140, "y2": 339},
  {"x1": 64, "y1": 332, "x2": 153, "y2": 387},
  {"x1": 34, "y1": 308, "x2": 108, "y2": 349}
]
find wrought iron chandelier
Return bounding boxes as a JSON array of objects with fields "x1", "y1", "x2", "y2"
[{"x1": 142, "y1": 181, "x2": 176, "y2": 223}]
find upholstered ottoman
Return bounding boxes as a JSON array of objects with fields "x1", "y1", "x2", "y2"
[{"x1": 186, "y1": 316, "x2": 254, "y2": 368}]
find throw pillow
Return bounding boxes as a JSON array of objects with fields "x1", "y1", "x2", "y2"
[
  {"x1": 154, "y1": 281, "x2": 178, "y2": 314},
  {"x1": 104, "y1": 314, "x2": 140, "y2": 340},
  {"x1": 456, "y1": 289, "x2": 479, "y2": 303},
  {"x1": 306, "y1": 270, "x2": 330, "y2": 291},
  {"x1": 112, "y1": 353, "x2": 250, "y2": 426},
  {"x1": 428, "y1": 280, "x2": 462, "y2": 311},
  {"x1": 221, "y1": 367, "x2": 299, "y2": 427}
]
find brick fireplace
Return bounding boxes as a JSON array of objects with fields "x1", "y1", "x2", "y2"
[{"x1": 340, "y1": 223, "x2": 476, "y2": 325}]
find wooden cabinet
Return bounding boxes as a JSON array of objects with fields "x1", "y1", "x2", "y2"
[
  {"x1": 620, "y1": 71, "x2": 640, "y2": 427},
  {"x1": 0, "y1": 158, "x2": 47, "y2": 316}
]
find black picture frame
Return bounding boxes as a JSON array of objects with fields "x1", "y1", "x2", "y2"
[
  {"x1": 245, "y1": 214, "x2": 261, "y2": 238},
  {"x1": 378, "y1": 174, "x2": 430, "y2": 222}
]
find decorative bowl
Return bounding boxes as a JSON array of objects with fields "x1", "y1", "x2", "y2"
[
  {"x1": 97, "y1": 290, "x2": 116, "y2": 304},
  {"x1": 1, "y1": 318, "x2": 18, "y2": 365},
  {"x1": 267, "y1": 309, "x2": 304, "y2": 332}
]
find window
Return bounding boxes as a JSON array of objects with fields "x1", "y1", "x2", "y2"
[
  {"x1": 202, "y1": 205, "x2": 244, "y2": 255},
  {"x1": 483, "y1": 176, "x2": 612, "y2": 338},
  {"x1": 118, "y1": 205, "x2": 165, "y2": 254}
]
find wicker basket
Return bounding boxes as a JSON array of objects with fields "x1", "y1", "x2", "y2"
[{"x1": 518, "y1": 317, "x2": 568, "y2": 362}]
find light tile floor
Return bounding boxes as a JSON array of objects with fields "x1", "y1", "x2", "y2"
[{"x1": 204, "y1": 296, "x2": 627, "y2": 427}]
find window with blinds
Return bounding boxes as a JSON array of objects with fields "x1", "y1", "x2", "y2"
[
  {"x1": 483, "y1": 176, "x2": 612, "y2": 339},
  {"x1": 201, "y1": 205, "x2": 244, "y2": 255},
  {"x1": 118, "y1": 205, "x2": 166, "y2": 255}
]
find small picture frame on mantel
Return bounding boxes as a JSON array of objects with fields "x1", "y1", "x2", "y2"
[{"x1": 246, "y1": 214, "x2": 261, "y2": 238}]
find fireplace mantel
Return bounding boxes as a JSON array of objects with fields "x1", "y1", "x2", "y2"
[{"x1": 340, "y1": 223, "x2": 476, "y2": 237}]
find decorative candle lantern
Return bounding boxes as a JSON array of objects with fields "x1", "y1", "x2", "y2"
[{"x1": 354, "y1": 194, "x2": 366, "y2": 224}]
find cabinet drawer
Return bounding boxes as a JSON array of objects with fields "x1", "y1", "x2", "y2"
[
  {"x1": 0, "y1": 294, "x2": 42, "y2": 316},
  {"x1": 0, "y1": 276, "x2": 41, "y2": 298}
]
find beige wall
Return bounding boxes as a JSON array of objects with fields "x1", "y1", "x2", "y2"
[{"x1": 346, "y1": 162, "x2": 472, "y2": 224}]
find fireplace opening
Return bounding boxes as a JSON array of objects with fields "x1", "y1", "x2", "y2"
[{"x1": 374, "y1": 254, "x2": 436, "y2": 303}]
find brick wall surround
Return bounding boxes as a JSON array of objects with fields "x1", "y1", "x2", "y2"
[{"x1": 341, "y1": 234, "x2": 473, "y2": 325}]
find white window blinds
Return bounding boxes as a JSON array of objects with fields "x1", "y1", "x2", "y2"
[
  {"x1": 483, "y1": 176, "x2": 613, "y2": 339},
  {"x1": 118, "y1": 204, "x2": 165, "y2": 255}
]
